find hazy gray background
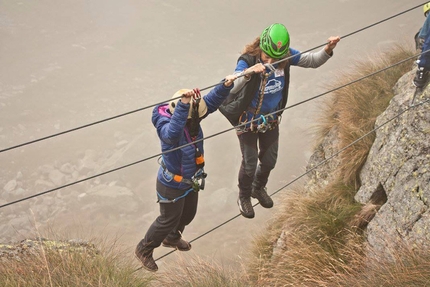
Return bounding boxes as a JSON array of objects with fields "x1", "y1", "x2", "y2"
[{"x1": 0, "y1": 0, "x2": 424, "y2": 270}]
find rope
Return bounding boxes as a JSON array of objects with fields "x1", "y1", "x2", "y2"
[
  {"x1": 0, "y1": 1, "x2": 425, "y2": 154},
  {"x1": 0, "y1": 50, "x2": 423, "y2": 209}
]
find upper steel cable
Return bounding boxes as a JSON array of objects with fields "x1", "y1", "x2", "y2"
[{"x1": 0, "y1": 1, "x2": 425, "y2": 154}]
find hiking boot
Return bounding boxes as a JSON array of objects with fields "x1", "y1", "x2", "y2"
[
  {"x1": 135, "y1": 246, "x2": 158, "y2": 272},
  {"x1": 162, "y1": 237, "x2": 191, "y2": 251},
  {"x1": 251, "y1": 186, "x2": 273, "y2": 208},
  {"x1": 413, "y1": 66, "x2": 429, "y2": 88},
  {"x1": 237, "y1": 196, "x2": 255, "y2": 218}
]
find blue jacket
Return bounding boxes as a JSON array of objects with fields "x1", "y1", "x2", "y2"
[
  {"x1": 152, "y1": 82, "x2": 234, "y2": 190},
  {"x1": 220, "y1": 47, "x2": 331, "y2": 127},
  {"x1": 234, "y1": 48, "x2": 300, "y2": 120}
]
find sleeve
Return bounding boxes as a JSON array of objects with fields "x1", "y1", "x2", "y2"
[
  {"x1": 289, "y1": 48, "x2": 302, "y2": 65},
  {"x1": 296, "y1": 47, "x2": 332, "y2": 68},
  {"x1": 419, "y1": 16, "x2": 430, "y2": 39},
  {"x1": 231, "y1": 59, "x2": 251, "y2": 93},
  {"x1": 202, "y1": 82, "x2": 234, "y2": 114}
]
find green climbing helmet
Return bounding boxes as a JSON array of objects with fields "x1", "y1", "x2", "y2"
[{"x1": 259, "y1": 23, "x2": 290, "y2": 59}]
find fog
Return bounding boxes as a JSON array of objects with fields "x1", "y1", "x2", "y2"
[{"x1": 0, "y1": 0, "x2": 423, "y2": 270}]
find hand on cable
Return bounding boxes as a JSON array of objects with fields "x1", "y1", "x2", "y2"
[
  {"x1": 223, "y1": 74, "x2": 238, "y2": 87},
  {"x1": 325, "y1": 36, "x2": 340, "y2": 55},
  {"x1": 241, "y1": 63, "x2": 265, "y2": 79},
  {"x1": 180, "y1": 89, "x2": 195, "y2": 104},
  {"x1": 250, "y1": 63, "x2": 266, "y2": 74}
]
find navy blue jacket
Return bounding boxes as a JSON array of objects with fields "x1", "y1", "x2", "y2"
[{"x1": 152, "y1": 82, "x2": 234, "y2": 190}]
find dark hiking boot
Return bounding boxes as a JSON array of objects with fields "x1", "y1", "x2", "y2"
[
  {"x1": 162, "y1": 237, "x2": 191, "y2": 251},
  {"x1": 135, "y1": 246, "x2": 158, "y2": 272},
  {"x1": 237, "y1": 196, "x2": 255, "y2": 218},
  {"x1": 413, "y1": 66, "x2": 429, "y2": 88},
  {"x1": 251, "y1": 186, "x2": 273, "y2": 208}
]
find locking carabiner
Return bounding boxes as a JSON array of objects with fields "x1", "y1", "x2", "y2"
[{"x1": 257, "y1": 115, "x2": 269, "y2": 133}]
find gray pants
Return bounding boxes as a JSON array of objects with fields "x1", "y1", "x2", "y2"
[
  {"x1": 137, "y1": 179, "x2": 198, "y2": 254},
  {"x1": 237, "y1": 126, "x2": 279, "y2": 198}
]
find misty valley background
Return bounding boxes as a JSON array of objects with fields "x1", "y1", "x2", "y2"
[{"x1": 0, "y1": 0, "x2": 423, "y2": 268}]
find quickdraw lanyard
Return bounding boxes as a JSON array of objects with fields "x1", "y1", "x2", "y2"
[{"x1": 243, "y1": 64, "x2": 277, "y2": 134}]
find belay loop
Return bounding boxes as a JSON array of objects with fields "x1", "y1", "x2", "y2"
[{"x1": 249, "y1": 113, "x2": 278, "y2": 133}]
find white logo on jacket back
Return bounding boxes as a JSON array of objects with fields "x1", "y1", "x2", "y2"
[{"x1": 264, "y1": 79, "x2": 282, "y2": 94}]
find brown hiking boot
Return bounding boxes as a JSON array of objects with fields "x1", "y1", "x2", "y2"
[
  {"x1": 237, "y1": 196, "x2": 255, "y2": 218},
  {"x1": 162, "y1": 237, "x2": 191, "y2": 251},
  {"x1": 251, "y1": 186, "x2": 273, "y2": 208},
  {"x1": 135, "y1": 245, "x2": 158, "y2": 272}
]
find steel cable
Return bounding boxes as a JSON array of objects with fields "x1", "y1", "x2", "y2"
[
  {"x1": 0, "y1": 1, "x2": 425, "y2": 154},
  {"x1": 0, "y1": 50, "x2": 424, "y2": 209}
]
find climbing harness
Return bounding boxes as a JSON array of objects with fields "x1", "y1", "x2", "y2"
[
  {"x1": 237, "y1": 64, "x2": 279, "y2": 134},
  {"x1": 156, "y1": 171, "x2": 206, "y2": 204},
  {"x1": 157, "y1": 157, "x2": 207, "y2": 203}
]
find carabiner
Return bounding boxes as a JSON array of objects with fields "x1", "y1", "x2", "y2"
[
  {"x1": 192, "y1": 88, "x2": 202, "y2": 104},
  {"x1": 257, "y1": 115, "x2": 268, "y2": 133}
]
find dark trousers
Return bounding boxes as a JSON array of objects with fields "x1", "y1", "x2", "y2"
[
  {"x1": 237, "y1": 126, "x2": 279, "y2": 198},
  {"x1": 137, "y1": 179, "x2": 198, "y2": 253},
  {"x1": 420, "y1": 29, "x2": 430, "y2": 69}
]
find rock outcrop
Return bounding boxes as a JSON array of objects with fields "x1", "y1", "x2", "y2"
[
  {"x1": 306, "y1": 69, "x2": 430, "y2": 260},
  {"x1": 354, "y1": 70, "x2": 430, "y2": 259},
  {"x1": 0, "y1": 238, "x2": 98, "y2": 262}
]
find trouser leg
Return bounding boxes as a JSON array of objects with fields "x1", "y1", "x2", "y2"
[
  {"x1": 237, "y1": 131, "x2": 259, "y2": 198},
  {"x1": 254, "y1": 126, "x2": 279, "y2": 189},
  {"x1": 165, "y1": 189, "x2": 198, "y2": 240},
  {"x1": 137, "y1": 180, "x2": 187, "y2": 251},
  {"x1": 420, "y1": 28, "x2": 430, "y2": 69}
]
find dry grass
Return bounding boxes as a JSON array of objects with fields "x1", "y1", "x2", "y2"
[
  {"x1": 245, "y1": 184, "x2": 430, "y2": 286},
  {"x1": 315, "y1": 45, "x2": 415, "y2": 187},
  {"x1": 154, "y1": 254, "x2": 247, "y2": 287},
  {"x1": 329, "y1": 245, "x2": 430, "y2": 287},
  {"x1": 0, "y1": 237, "x2": 153, "y2": 287},
  {"x1": 245, "y1": 183, "x2": 363, "y2": 286}
]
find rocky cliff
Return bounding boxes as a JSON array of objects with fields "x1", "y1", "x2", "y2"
[{"x1": 306, "y1": 68, "x2": 429, "y2": 260}]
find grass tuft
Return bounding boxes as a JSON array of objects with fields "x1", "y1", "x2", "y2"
[{"x1": 0, "y1": 237, "x2": 153, "y2": 287}]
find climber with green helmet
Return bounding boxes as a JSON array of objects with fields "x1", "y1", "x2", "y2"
[{"x1": 219, "y1": 23, "x2": 340, "y2": 219}]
